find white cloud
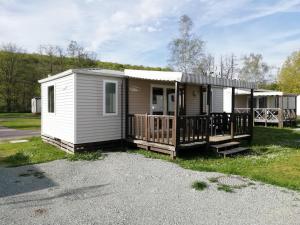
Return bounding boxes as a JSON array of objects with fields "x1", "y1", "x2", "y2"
[{"x1": 0, "y1": 0, "x2": 299, "y2": 67}]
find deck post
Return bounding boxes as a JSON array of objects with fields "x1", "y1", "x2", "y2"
[
  {"x1": 231, "y1": 87, "x2": 235, "y2": 139},
  {"x1": 199, "y1": 85, "x2": 204, "y2": 114},
  {"x1": 279, "y1": 96, "x2": 284, "y2": 128},
  {"x1": 249, "y1": 88, "x2": 254, "y2": 141},
  {"x1": 124, "y1": 78, "x2": 129, "y2": 147},
  {"x1": 172, "y1": 81, "x2": 180, "y2": 159},
  {"x1": 183, "y1": 84, "x2": 187, "y2": 115},
  {"x1": 206, "y1": 84, "x2": 211, "y2": 146},
  {"x1": 295, "y1": 95, "x2": 298, "y2": 126}
]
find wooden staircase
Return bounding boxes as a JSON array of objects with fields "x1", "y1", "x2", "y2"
[{"x1": 210, "y1": 141, "x2": 249, "y2": 158}]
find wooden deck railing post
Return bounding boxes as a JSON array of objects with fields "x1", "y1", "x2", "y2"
[
  {"x1": 206, "y1": 85, "x2": 211, "y2": 145},
  {"x1": 231, "y1": 87, "x2": 235, "y2": 139},
  {"x1": 145, "y1": 113, "x2": 148, "y2": 141},
  {"x1": 172, "y1": 81, "x2": 180, "y2": 158},
  {"x1": 125, "y1": 78, "x2": 129, "y2": 140},
  {"x1": 249, "y1": 89, "x2": 254, "y2": 141},
  {"x1": 278, "y1": 108, "x2": 283, "y2": 128}
]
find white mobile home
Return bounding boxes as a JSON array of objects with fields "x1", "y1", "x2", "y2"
[
  {"x1": 39, "y1": 69, "x2": 256, "y2": 157},
  {"x1": 223, "y1": 88, "x2": 298, "y2": 127}
]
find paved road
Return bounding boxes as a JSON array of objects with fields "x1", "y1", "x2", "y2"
[
  {"x1": 0, "y1": 152, "x2": 299, "y2": 225},
  {"x1": 0, "y1": 126, "x2": 40, "y2": 141}
]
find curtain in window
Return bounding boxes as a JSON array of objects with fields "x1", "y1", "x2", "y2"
[{"x1": 105, "y1": 82, "x2": 116, "y2": 113}]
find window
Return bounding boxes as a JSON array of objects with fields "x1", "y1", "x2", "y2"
[
  {"x1": 48, "y1": 85, "x2": 55, "y2": 113},
  {"x1": 104, "y1": 80, "x2": 118, "y2": 115}
]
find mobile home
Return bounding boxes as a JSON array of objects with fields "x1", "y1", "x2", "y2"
[
  {"x1": 223, "y1": 88, "x2": 297, "y2": 127},
  {"x1": 39, "y1": 69, "x2": 256, "y2": 158}
]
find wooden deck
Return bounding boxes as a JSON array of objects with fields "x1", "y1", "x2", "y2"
[{"x1": 127, "y1": 113, "x2": 252, "y2": 158}]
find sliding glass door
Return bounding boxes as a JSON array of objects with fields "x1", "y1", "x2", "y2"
[{"x1": 151, "y1": 86, "x2": 175, "y2": 115}]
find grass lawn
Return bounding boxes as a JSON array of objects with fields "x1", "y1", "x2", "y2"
[
  {"x1": 0, "y1": 137, "x2": 67, "y2": 167},
  {"x1": 0, "y1": 113, "x2": 40, "y2": 130},
  {"x1": 132, "y1": 127, "x2": 300, "y2": 191}
]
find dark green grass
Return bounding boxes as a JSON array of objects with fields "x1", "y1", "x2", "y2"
[
  {"x1": 130, "y1": 127, "x2": 300, "y2": 191},
  {"x1": 0, "y1": 113, "x2": 40, "y2": 130},
  {"x1": 0, "y1": 137, "x2": 104, "y2": 167},
  {"x1": 0, "y1": 137, "x2": 66, "y2": 167},
  {"x1": 192, "y1": 181, "x2": 208, "y2": 191}
]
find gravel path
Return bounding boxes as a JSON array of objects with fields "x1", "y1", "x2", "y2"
[
  {"x1": 0, "y1": 152, "x2": 299, "y2": 225},
  {"x1": 0, "y1": 126, "x2": 40, "y2": 141}
]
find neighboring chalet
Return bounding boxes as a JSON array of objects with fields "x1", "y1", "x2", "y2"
[
  {"x1": 224, "y1": 88, "x2": 298, "y2": 127},
  {"x1": 39, "y1": 69, "x2": 256, "y2": 158},
  {"x1": 31, "y1": 97, "x2": 41, "y2": 114}
]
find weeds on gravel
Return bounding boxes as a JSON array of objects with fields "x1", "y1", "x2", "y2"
[
  {"x1": 208, "y1": 177, "x2": 219, "y2": 183},
  {"x1": 192, "y1": 181, "x2": 208, "y2": 191},
  {"x1": 217, "y1": 184, "x2": 234, "y2": 193},
  {"x1": 67, "y1": 151, "x2": 103, "y2": 161}
]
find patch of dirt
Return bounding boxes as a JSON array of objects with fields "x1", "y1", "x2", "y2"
[{"x1": 34, "y1": 208, "x2": 47, "y2": 216}]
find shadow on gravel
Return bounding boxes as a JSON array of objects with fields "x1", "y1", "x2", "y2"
[
  {"x1": 0, "y1": 184, "x2": 110, "y2": 207},
  {"x1": 0, "y1": 165, "x2": 57, "y2": 198}
]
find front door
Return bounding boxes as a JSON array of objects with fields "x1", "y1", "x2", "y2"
[
  {"x1": 151, "y1": 86, "x2": 175, "y2": 115},
  {"x1": 167, "y1": 88, "x2": 175, "y2": 115},
  {"x1": 152, "y1": 87, "x2": 164, "y2": 115}
]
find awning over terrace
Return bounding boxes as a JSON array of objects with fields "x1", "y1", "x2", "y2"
[{"x1": 124, "y1": 69, "x2": 257, "y2": 89}]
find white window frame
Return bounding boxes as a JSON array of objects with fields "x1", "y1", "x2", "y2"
[
  {"x1": 47, "y1": 84, "x2": 55, "y2": 114},
  {"x1": 150, "y1": 84, "x2": 175, "y2": 115},
  {"x1": 103, "y1": 80, "x2": 118, "y2": 116}
]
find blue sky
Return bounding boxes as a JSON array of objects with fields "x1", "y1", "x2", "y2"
[{"x1": 0, "y1": 0, "x2": 300, "y2": 68}]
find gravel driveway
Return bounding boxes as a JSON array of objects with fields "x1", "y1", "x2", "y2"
[{"x1": 0, "y1": 152, "x2": 299, "y2": 225}]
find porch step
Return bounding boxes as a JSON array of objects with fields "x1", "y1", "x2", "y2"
[
  {"x1": 218, "y1": 147, "x2": 249, "y2": 158},
  {"x1": 210, "y1": 141, "x2": 240, "y2": 152}
]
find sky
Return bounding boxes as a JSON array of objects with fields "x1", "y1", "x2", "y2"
[{"x1": 0, "y1": 0, "x2": 300, "y2": 69}]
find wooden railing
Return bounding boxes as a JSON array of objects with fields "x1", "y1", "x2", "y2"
[
  {"x1": 235, "y1": 108, "x2": 297, "y2": 124},
  {"x1": 178, "y1": 115, "x2": 208, "y2": 144},
  {"x1": 234, "y1": 113, "x2": 250, "y2": 135},
  {"x1": 127, "y1": 113, "x2": 251, "y2": 146},
  {"x1": 210, "y1": 112, "x2": 250, "y2": 136},
  {"x1": 127, "y1": 114, "x2": 175, "y2": 145},
  {"x1": 210, "y1": 113, "x2": 231, "y2": 136}
]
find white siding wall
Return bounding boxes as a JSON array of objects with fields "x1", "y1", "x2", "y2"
[
  {"x1": 41, "y1": 74, "x2": 75, "y2": 143},
  {"x1": 75, "y1": 74, "x2": 124, "y2": 144},
  {"x1": 186, "y1": 85, "x2": 200, "y2": 115},
  {"x1": 185, "y1": 85, "x2": 222, "y2": 115}
]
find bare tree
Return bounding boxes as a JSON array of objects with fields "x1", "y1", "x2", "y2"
[
  {"x1": 39, "y1": 44, "x2": 57, "y2": 74},
  {"x1": 55, "y1": 46, "x2": 66, "y2": 71},
  {"x1": 168, "y1": 15, "x2": 205, "y2": 74},
  {"x1": 219, "y1": 54, "x2": 238, "y2": 79},
  {"x1": 67, "y1": 40, "x2": 97, "y2": 67},
  {"x1": 198, "y1": 54, "x2": 216, "y2": 76},
  {"x1": 239, "y1": 53, "x2": 269, "y2": 83}
]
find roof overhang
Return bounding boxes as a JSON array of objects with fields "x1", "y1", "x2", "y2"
[
  {"x1": 39, "y1": 68, "x2": 257, "y2": 89},
  {"x1": 38, "y1": 69, "x2": 125, "y2": 83},
  {"x1": 125, "y1": 70, "x2": 257, "y2": 89}
]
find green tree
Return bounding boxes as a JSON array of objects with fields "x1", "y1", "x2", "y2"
[
  {"x1": 278, "y1": 51, "x2": 300, "y2": 94},
  {"x1": 0, "y1": 44, "x2": 24, "y2": 112}
]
